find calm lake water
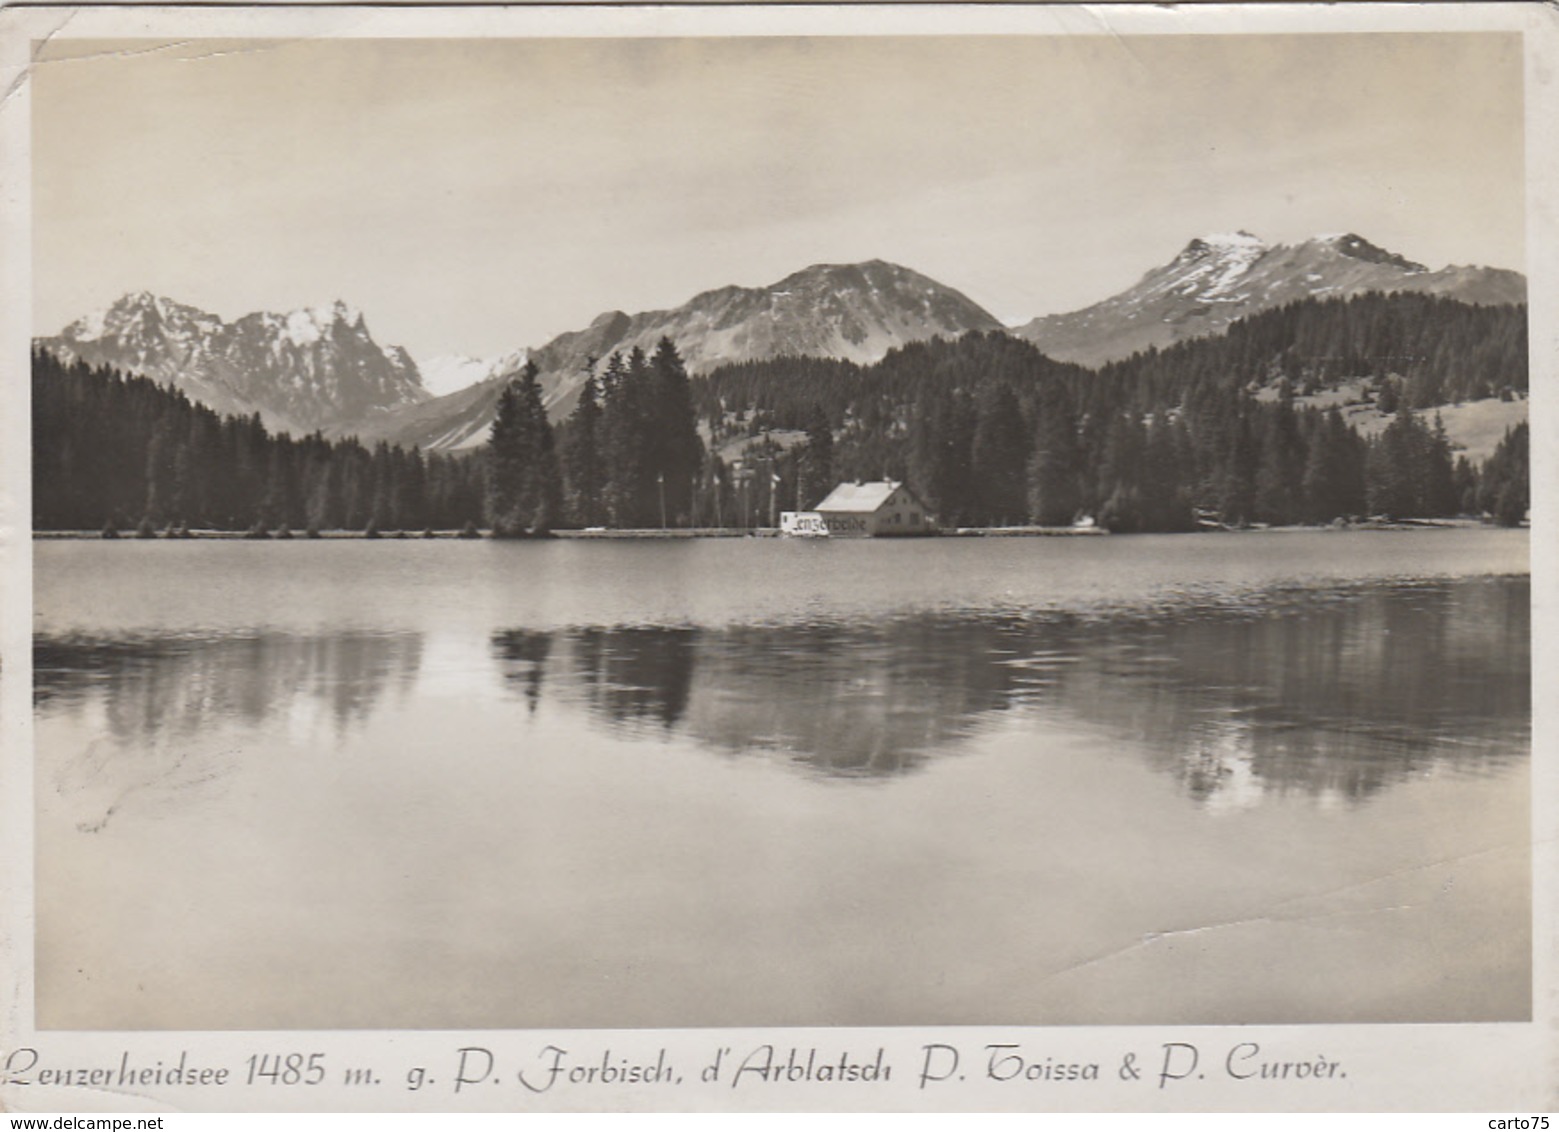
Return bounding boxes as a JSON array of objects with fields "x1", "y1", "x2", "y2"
[{"x1": 34, "y1": 528, "x2": 1530, "y2": 1029}]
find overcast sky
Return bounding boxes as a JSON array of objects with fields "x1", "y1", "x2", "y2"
[{"x1": 33, "y1": 32, "x2": 1525, "y2": 363}]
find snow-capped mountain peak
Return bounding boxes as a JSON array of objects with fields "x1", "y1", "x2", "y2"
[
  {"x1": 1153, "y1": 230, "x2": 1271, "y2": 302},
  {"x1": 343, "y1": 258, "x2": 1003, "y2": 452},
  {"x1": 39, "y1": 292, "x2": 428, "y2": 433},
  {"x1": 416, "y1": 351, "x2": 531, "y2": 398},
  {"x1": 65, "y1": 306, "x2": 111, "y2": 341},
  {"x1": 64, "y1": 291, "x2": 224, "y2": 343},
  {"x1": 1013, "y1": 230, "x2": 1524, "y2": 367},
  {"x1": 1304, "y1": 232, "x2": 1428, "y2": 273},
  {"x1": 277, "y1": 301, "x2": 366, "y2": 347},
  {"x1": 1185, "y1": 230, "x2": 1267, "y2": 254}
]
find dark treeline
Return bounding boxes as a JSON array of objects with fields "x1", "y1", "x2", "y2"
[
  {"x1": 33, "y1": 337, "x2": 711, "y2": 537},
  {"x1": 34, "y1": 291, "x2": 1530, "y2": 535},
  {"x1": 696, "y1": 292, "x2": 1529, "y2": 530},
  {"x1": 497, "y1": 338, "x2": 708, "y2": 535},
  {"x1": 1476, "y1": 421, "x2": 1529, "y2": 527},
  {"x1": 33, "y1": 349, "x2": 485, "y2": 533},
  {"x1": 1095, "y1": 291, "x2": 1527, "y2": 407}
]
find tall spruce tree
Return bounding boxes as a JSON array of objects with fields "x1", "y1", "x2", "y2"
[
  {"x1": 1254, "y1": 383, "x2": 1304, "y2": 524},
  {"x1": 798, "y1": 402, "x2": 835, "y2": 509},
  {"x1": 1301, "y1": 407, "x2": 1365, "y2": 522},
  {"x1": 1479, "y1": 422, "x2": 1528, "y2": 526},
  {"x1": 1425, "y1": 414, "x2": 1458, "y2": 517},
  {"x1": 1217, "y1": 405, "x2": 1258, "y2": 526},
  {"x1": 1028, "y1": 383, "x2": 1082, "y2": 526},
  {"x1": 397, "y1": 446, "x2": 427, "y2": 531},
  {"x1": 649, "y1": 337, "x2": 704, "y2": 525},
  {"x1": 908, "y1": 385, "x2": 975, "y2": 528},
  {"x1": 487, "y1": 361, "x2": 563, "y2": 537},
  {"x1": 1365, "y1": 404, "x2": 1455, "y2": 519},
  {"x1": 561, "y1": 374, "x2": 605, "y2": 527},
  {"x1": 600, "y1": 349, "x2": 656, "y2": 527},
  {"x1": 971, "y1": 383, "x2": 1030, "y2": 526},
  {"x1": 143, "y1": 418, "x2": 180, "y2": 526},
  {"x1": 1138, "y1": 414, "x2": 1195, "y2": 532}
]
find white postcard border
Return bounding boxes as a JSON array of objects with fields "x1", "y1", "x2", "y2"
[{"x1": 1, "y1": 2, "x2": 1555, "y2": 1113}]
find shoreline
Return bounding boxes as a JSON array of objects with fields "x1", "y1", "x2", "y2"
[{"x1": 30, "y1": 518, "x2": 1516, "y2": 540}]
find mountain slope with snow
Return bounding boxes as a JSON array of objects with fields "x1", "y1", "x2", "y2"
[
  {"x1": 38, "y1": 292, "x2": 429, "y2": 434},
  {"x1": 521, "y1": 258, "x2": 1003, "y2": 407},
  {"x1": 415, "y1": 351, "x2": 533, "y2": 398},
  {"x1": 351, "y1": 259, "x2": 1002, "y2": 449},
  {"x1": 1012, "y1": 232, "x2": 1526, "y2": 367},
  {"x1": 41, "y1": 234, "x2": 1523, "y2": 454}
]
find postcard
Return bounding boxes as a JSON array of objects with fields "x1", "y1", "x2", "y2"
[{"x1": 1, "y1": 2, "x2": 1554, "y2": 1112}]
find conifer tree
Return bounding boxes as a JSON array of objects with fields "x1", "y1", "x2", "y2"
[
  {"x1": 561, "y1": 374, "x2": 605, "y2": 527},
  {"x1": 1301, "y1": 407, "x2": 1365, "y2": 522},
  {"x1": 369, "y1": 441, "x2": 397, "y2": 530},
  {"x1": 486, "y1": 361, "x2": 562, "y2": 536},
  {"x1": 908, "y1": 385, "x2": 975, "y2": 528},
  {"x1": 649, "y1": 337, "x2": 704, "y2": 525},
  {"x1": 397, "y1": 446, "x2": 427, "y2": 531},
  {"x1": 1028, "y1": 383, "x2": 1082, "y2": 526},
  {"x1": 1254, "y1": 383, "x2": 1304, "y2": 524},
  {"x1": 1139, "y1": 414, "x2": 1195, "y2": 531},
  {"x1": 143, "y1": 418, "x2": 179, "y2": 525},
  {"x1": 1365, "y1": 404, "x2": 1455, "y2": 519},
  {"x1": 262, "y1": 441, "x2": 301, "y2": 529},
  {"x1": 798, "y1": 402, "x2": 835, "y2": 510},
  {"x1": 1425, "y1": 414, "x2": 1458, "y2": 517},
  {"x1": 599, "y1": 349, "x2": 655, "y2": 527},
  {"x1": 971, "y1": 383, "x2": 1029, "y2": 526},
  {"x1": 1217, "y1": 406, "x2": 1258, "y2": 526},
  {"x1": 1479, "y1": 422, "x2": 1528, "y2": 526}
]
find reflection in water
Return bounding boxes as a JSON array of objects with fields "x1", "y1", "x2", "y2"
[
  {"x1": 568, "y1": 626, "x2": 698, "y2": 729},
  {"x1": 35, "y1": 578, "x2": 1527, "y2": 816},
  {"x1": 1093, "y1": 579, "x2": 1529, "y2": 804},
  {"x1": 487, "y1": 577, "x2": 1528, "y2": 801},
  {"x1": 34, "y1": 536, "x2": 1533, "y2": 1031},
  {"x1": 523, "y1": 620, "x2": 1025, "y2": 776},
  {"x1": 37, "y1": 631, "x2": 425, "y2": 735},
  {"x1": 36, "y1": 631, "x2": 424, "y2": 828},
  {"x1": 489, "y1": 629, "x2": 552, "y2": 715}
]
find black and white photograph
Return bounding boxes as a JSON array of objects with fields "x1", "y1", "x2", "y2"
[{"x1": 1, "y1": 1, "x2": 1554, "y2": 1113}]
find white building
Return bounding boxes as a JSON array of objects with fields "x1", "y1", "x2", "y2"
[{"x1": 813, "y1": 481, "x2": 931, "y2": 537}]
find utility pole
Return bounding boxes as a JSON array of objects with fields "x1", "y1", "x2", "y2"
[{"x1": 768, "y1": 460, "x2": 778, "y2": 530}]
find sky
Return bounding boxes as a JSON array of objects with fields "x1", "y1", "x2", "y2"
[{"x1": 32, "y1": 31, "x2": 1526, "y2": 365}]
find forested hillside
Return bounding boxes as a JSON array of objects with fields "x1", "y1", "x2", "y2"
[
  {"x1": 694, "y1": 292, "x2": 1528, "y2": 530},
  {"x1": 33, "y1": 350, "x2": 485, "y2": 534},
  {"x1": 33, "y1": 292, "x2": 1529, "y2": 534}
]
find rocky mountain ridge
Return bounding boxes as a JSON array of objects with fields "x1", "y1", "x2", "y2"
[
  {"x1": 346, "y1": 259, "x2": 1004, "y2": 450},
  {"x1": 38, "y1": 292, "x2": 428, "y2": 434},
  {"x1": 39, "y1": 234, "x2": 1525, "y2": 451},
  {"x1": 1010, "y1": 231, "x2": 1525, "y2": 367}
]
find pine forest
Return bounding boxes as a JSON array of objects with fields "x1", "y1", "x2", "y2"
[{"x1": 32, "y1": 292, "x2": 1529, "y2": 536}]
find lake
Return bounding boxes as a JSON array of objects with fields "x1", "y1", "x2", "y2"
[{"x1": 33, "y1": 528, "x2": 1530, "y2": 1029}]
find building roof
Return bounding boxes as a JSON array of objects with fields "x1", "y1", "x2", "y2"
[{"x1": 814, "y1": 480, "x2": 911, "y2": 513}]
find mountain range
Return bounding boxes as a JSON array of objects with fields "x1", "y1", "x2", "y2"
[
  {"x1": 341, "y1": 259, "x2": 1004, "y2": 451},
  {"x1": 39, "y1": 232, "x2": 1525, "y2": 450},
  {"x1": 38, "y1": 293, "x2": 428, "y2": 435},
  {"x1": 1011, "y1": 231, "x2": 1526, "y2": 367}
]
